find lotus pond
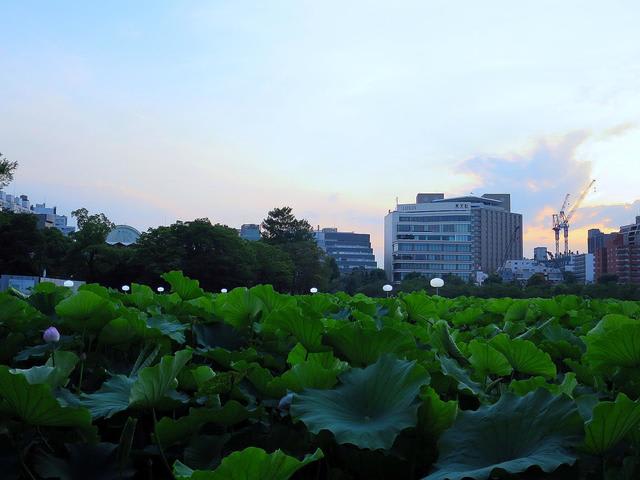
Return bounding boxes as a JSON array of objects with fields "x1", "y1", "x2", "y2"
[{"x1": 2, "y1": 271, "x2": 640, "y2": 479}]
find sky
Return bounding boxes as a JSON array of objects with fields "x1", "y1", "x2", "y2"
[{"x1": 1, "y1": 1, "x2": 640, "y2": 265}]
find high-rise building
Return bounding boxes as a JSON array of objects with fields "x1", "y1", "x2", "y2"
[
  {"x1": 313, "y1": 228, "x2": 377, "y2": 274},
  {"x1": 588, "y1": 229, "x2": 607, "y2": 254},
  {"x1": 564, "y1": 253, "x2": 596, "y2": 284},
  {"x1": 384, "y1": 193, "x2": 523, "y2": 282},
  {"x1": 594, "y1": 216, "x2": 640, "y2": 283},
  {"x1": 239, "y1": 224, "x2": 261, "y2": 241}
]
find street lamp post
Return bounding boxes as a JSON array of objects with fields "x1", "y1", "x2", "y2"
[
  {"x1": 309, "y1": 287, "x2": 318, "y2": 294},
  {"x1": 430, "y1": 277, "x2": 444, "y2": 296},
  {"x1": 382, "y1": 284, "x2": 393, "y2": 297},
  {"x1": 121, "y1": 285, "x2": 130, "y2": 294},
  {"x1": 157, "y1": 287, "x2": 165, "y2": 294}
]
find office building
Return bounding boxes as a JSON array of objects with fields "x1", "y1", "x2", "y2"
[
  {"x1": 239, "y1": 224, "x2": 261, "y2": 241},
  {"x1": 314, "y1": 228, "x2": 377, "y2": 274},
  {"x1": 594, "y1": 216, "x2": 640, "y2": 284},
  {"x1": 384, "y1": 193, "x2": 523, "y2": 282}
]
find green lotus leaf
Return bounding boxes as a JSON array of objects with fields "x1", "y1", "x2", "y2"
[
  {"x1": 583, "y1": 322, "x2": 640, "y2": 372},
  {"x1": 99, "y1": 315, "x2": 146, "y2": 345},
  {"x1": 55, "y1": 290, "x2": 117, "y2": 332},
  {"x1": 162, "y1": 271, "x2": 205, "y2": 300},
  {"x1": 216, "y1": 288, "x2": 264, "y2": 330},
  {"x1": 0, "y1": 366, "x2": 92, "y2": 429},
  {"x1": 250, "y1": 284, "x2": 295, "y2": 314},
  {"x1": 127, "y1": 283, "x2": 155, "y2": 309},
  {"x1": 489, "y1": 334, "x2": 556, "y2": 378},
  {"x1": 584, "y1": 393, "x2": 640, "y2": 454},
  {"x1": 193, "y1": 322, "x2": 247, "y2": 351},
  {"x1": 504, "y1": 301, "x2": 529, "y2": 322},
  {"x1": 269, "y1": 353, "x2": 348, "y2": 393},
  {"x1": 325, "y1": 323, "x2": 415, "y2": 366},
  {"x1": 451, "y1": 306, "x2": 484, "y2": 327},
  {"x1": 425, "y1": 389, "x2": 583, "y2": 480},
  {"x1": 437, "y1": 355, "x2": 484, "y2": 397},
  {"x1": 262, "y1": 306, "x2": 324, "y2": 351},
  {"x1": 417, "y1": 386, "x2": 458, "y2": 440},
  {"x1": 291, "y1": 355, "x2": 429, "y2": 450},
  {"x1": 231, "y1": 361, "x2": 286, "y2": 399},
  {"x1": 467, "y1": 340, "x2": 512, "y2": 378},
  {"x1": 155, "y1": 401, "x2": 250, "y2": 447},
  {"x1": 12, "y1": 350, "x2": 79, "y2": 390},
  {"x1": 129, "y1": 349, "x2": 192, "y2": 408},
  {"x1": 402, "y1": 293, "x2": 448, "y2": 322},
  {"x1": 509, "y1": 373, "x2": 577, "y2": 398},
  {"x1": 173, "y1": 447, "x2": 323, "y2": 480},
  {"x1": 286, "y1": 343, "x2": 308, "y2": 365},
  {"x1": 0, "y1": 293, "x2": 47, "y2": 332},
  {"x1": 28, "y1": 282, "x2": 71, "y2": 316},
  {"x1": 68, "y1": 374, "x2": 135, "y2": 419},
  {"x1": 146, "y1": 314, "x2": 187, "y2": 344},
  {"x1": 430, "y1": 321, "x2": 469, "y2": 365}
]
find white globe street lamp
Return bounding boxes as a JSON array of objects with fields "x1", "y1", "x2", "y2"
[
  {"x1": 382, "y1": 284, "x2": 393, "y2": 297},
  {"x1": 430, "y1": 277, "x2": 444, "y2": 295},
  {"x1": 220, "y1": 288, "x2": 228, "y2": 293},
  {"x1": 157, "y1": 287, "x2": 165, "y2": 293},
  {"x1": 121, "y1": 285, "x2": 130, "y2": 293},
  {"x1": 309, "y1": 287, "x2": 318, "y2": 294},
  {"x1": 63, "y1": 280, "x2": 74, "y2": 288}
]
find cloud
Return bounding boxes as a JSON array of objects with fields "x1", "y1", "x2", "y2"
[{"x1": 457, "y1": 126, "x2": 639, "y2": 257}]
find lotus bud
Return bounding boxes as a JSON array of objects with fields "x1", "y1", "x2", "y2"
[
  {"x1": 43, "y1": 326, "x2": 60, "y2": 343},
  {"x1": 278, "y1": 393, "x2": 294, "y2": 412}
]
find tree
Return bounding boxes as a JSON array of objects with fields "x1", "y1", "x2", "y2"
[
  {"x1": 0, "y1": 211, "x2": 42, "y2": 275},
  {"x1": 399, "y1": 272, "x2": 430, "y2": 293},
  {"x1": 0, "y1": 152, "x2": 18, "y2": 189},
  {"x1": 261, "y1": 207, "x2": 314, "y2": 244},
  {"x1": 249, "y1": 241, "x2": 294, "y2": 292},
  {"x1": 134, "y1": 219, "x2": 255, "y2": 291},
  {"x1": 67, "y1": 208, "x2": 116, "y2": 281}
]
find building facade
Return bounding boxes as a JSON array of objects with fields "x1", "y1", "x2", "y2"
[
  {"x1": 0, "y1": 193, "x2": 75, "y2": 235},
  {"x1": 564, "y1": 253, "x2": 596, "y2": 284},
  {"x1": 500, "y1": 259, "x2": 563, "y2": 283},
  {"x1": 314, "y1": 228, "x2": 377, "y2": 274},
  {"x1": 384, "y1": 193, "x2": 523, "y2": 282},
  {"x1": 593, "y1": 217, "x2": 640, "y2": 284},
  {"x1": 105, "y1": 225, "x2": 141, "y2": 246}
]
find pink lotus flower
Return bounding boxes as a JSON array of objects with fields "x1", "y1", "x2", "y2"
[{"x1": 43, "y1": 326, "x2": 60, "y2": 343}]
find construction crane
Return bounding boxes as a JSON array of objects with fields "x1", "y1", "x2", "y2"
[
  {"x1": 551, "y1": 180, "x2": 596, "y2": 257},
  {"x1": 552, "y1": 194, "x2": 570, "y2": 258}
]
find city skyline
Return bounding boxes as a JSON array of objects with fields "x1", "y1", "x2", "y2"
[{"x1": 2, "y1": 1, "x2": 640, "y2": 265}]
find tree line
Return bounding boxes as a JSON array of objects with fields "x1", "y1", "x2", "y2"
[{"x1": 0, "y1": 206, "x2": 350, "y2": 294}]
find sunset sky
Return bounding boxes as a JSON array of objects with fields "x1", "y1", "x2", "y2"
[{"x1": 2, "y1": 1, "x2": 640, "y2": 265}]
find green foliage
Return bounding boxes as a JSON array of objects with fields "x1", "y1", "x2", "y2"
[
  {"x1": 173, "y1": 447, "x2": 324, "y2": 480},
  {"x1": 291, "y1": 355, "x2": 429, "y2": 450},
  {"x1": 426, "y1": 389, "x2": 583, "y2": 480},
  {"x1": 3, "y1": 275, "x2": 640, "y2": 478}
]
